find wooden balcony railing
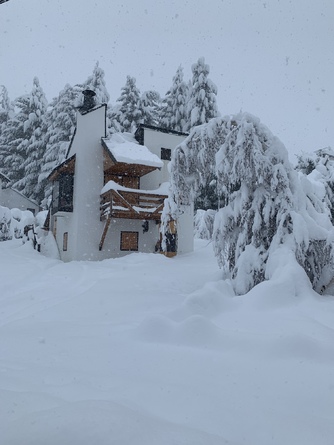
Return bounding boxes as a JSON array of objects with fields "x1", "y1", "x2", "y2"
[{"x1": 100, "y1": 188, "x2": 168, "y2": 221}]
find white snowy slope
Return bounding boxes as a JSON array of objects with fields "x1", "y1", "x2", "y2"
[{"x1": 1, "y1": 239, "x2": 334, "y2": 445}]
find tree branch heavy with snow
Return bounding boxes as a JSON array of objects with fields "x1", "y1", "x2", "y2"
[{"x1": 163, "y1": 113, "x2": 334, "y2": 294}]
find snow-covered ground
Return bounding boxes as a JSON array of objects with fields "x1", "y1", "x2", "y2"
[{"x1": 1, "y1": 238, "x2": 334, "y2": 445}]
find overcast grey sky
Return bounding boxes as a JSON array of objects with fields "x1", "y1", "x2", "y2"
[{"x1": 1, "y1": 0, "x2": 333, "y2": 160}]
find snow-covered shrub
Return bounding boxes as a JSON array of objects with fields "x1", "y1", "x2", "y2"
[
  {"x1": 194, "y1": 209, "x2": 216, "y2": 240},
  {"x1": 34, "y1": 211, "x2": 60, "y2": 259},
  {"x1": 163, "y1": 113, "x2": 334, "y2": 294},
  {"x1": 0, "y1": 206, "x2": 12, "y2": 240},
  {"x1": 307, "y1": 147, "x2": 334, "y2": 224},
  {"x1": 0, "y1": 206, "x2": 35, "y2": 241},
  {"x1": 295, "y1": 151, "x2": 316, "y2": 175}
]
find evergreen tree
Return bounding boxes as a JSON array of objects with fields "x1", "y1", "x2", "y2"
[
  {"x1": 163, "y1": 113, "x2": 334, "y2": 294},
  {"x1": 297, "y1": 147, "x2": 334, "y2": 225},
  {"x1": 160, "y1": 66, "x2": 188, "y2": 132},
  {"x1": 194, "y1": 208, "x2": 216, "y2": 240},
  {"x1": 114, "y1": 76, "x2": 143, "y2": 132},
  {"x1": 39, "y1": 84, "x2": 77, "y2": 204},
  {"x1": 187, "y1": 57, "x2": 219, "y2": 130},
  {"x1": 78, "y1": 62, "x2": 110, "y2": 106},
  {"x1": 107, "y1": 103, "x2": 123, "y2": 134},
  {"x1": 12, "y1": 77, "x2": 48, "y2": 201},
  {"x1": 140, "y1": 90, "x2": 160, "y2": 126},
  {"x1": 194, "y1": 173, "x2": 225, "y2": 211},
  {"x1": 295, "y1": 151, "x2": 316, "y2": 175},
  {"x1": 0, "y1": 86, "x2": 14, "y2": 167},
  {"x1": 1, "y1": 94, "x2": 31, "y2": 184},
  {"x1": 0, "y1": 86, "x2": 14, "y2": 129}
]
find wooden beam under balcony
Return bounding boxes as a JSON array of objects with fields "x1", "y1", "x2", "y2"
[
  {"x1": 100, "y1": 188, "x2": 168, "y2": 221},
  {"x1": 99, "y1": 215, "x2": 111, "y2": 251}
]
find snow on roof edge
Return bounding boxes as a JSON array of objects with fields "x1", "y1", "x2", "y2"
[{"x1": 102, "y1": 134, "x2": 163, "y2": 168}]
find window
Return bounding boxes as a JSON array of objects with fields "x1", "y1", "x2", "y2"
[
  {"x1": 161, "y1": 147, "x2": 171, "y2": 161},
  {"x1": 52, "y1": 173, "x2": 74, "y2": 213},
  {"x1": 63, "y1": 232, "x2": 68, "y2": 251},
  {"x1": 59, "y1": 174, "x2": 74, "y2": 211},
  {"x1": 120, "y1": 231, "x2": 138, "y2": 251}
]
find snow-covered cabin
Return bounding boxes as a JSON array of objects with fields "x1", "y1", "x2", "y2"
[
  {"x1": 0, "y1": 172, "x2": 40, "y2": 214},
  {"x1": 47, "y1": 91, "x2": 193, "y2": 262}
]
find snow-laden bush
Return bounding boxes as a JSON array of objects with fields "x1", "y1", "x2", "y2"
[
  {"x1": 0, "y1": 206, "x2": 35, "y2": 241},
  {"x1": 163, "y1": 113, "x2": 334, "y2": 294},
  {"x1": 0, "y1": 206, "x2": 12, "y2": 241},
  {"x1": 297, "y1": 147, "x2": 334, "y2": 225},
  {"x1": 194, "y1": 209, "x2": 216, "y2": 240}
]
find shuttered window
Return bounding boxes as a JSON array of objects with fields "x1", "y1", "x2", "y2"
[{"x1": 120, "y1": 231, "x2": 138, "y2": 251}]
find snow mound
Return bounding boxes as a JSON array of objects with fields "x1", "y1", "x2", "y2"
[
  {"x1": 137, "y1": 314, "x2": 223, "y2": 349},
  {"x1": 3, "y1": 399, "x2": 230, "y2": 445},
  {"x1": 168, "y1": 280, "x2": 235, "y2": 321},
  {"x1": 270, "y1": 333, "x2": 333, "y2": 362},
  {"x1": 39, "y1": 232, "x2": 60, "y2": 259},
  {"x1": 236, "y1": 247, "x2": 314, "y2": 312}
]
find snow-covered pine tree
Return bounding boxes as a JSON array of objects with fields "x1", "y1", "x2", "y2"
[
  {"x1": 298, "y1": 147, "x2": 334, "y2": 225},
  {"x1": 295, "y1": 151, "x2": 316, "y2": 175},
  {"x1": 194, "y1": 209, "x2": 216, "y2": 240},
  {"x1": 107, "y1": 103, "x2": 123, "y2": 135},
  {"x1": 0, "y1": 86, "x2": 14, "y2": 129},
  {"x1": 114, "y1": 76, "x2": 143, "y2": 132},
  {"x1": 79, "y1": 62, "x2": 110, "y2": 106},
  {"x1": 1, "y1": 94, "x2": 31, "y2": 184},
  {"x1": 212, "y1": 114, "x2": 298, "y2": 294},
  {"x1": 12, "y1": 77, "x2": 48, "y2": 202},
  {"x1": 0, "y1": 86, "x2": 14, "y2": 167},
  {"x1": 0, "y1": 206, "x2": 12, "y2": 241},
  {"x1": 160, "y1": 65, "x2": 188, "y2": 132},
  {"x1": 140, "y1": 90, "x2": 161, "y2": 126},
  {"x1": 187, "y1": 57, "x2": 219, "y2": 130},
  {"x1": 163, "y1": 113, "x2": 334, "y2": 294},
  {"x1": 38, "y1": 84, "x2": 77, "y2": 205}
]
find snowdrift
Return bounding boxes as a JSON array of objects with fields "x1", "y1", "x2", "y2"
[{"x1": 1, "y1": 239, "x2": 334, "y2": 445}]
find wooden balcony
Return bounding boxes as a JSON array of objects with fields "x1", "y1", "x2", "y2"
[{"x1": 100, "y1": 188, "x2": 168, "y2": 221}]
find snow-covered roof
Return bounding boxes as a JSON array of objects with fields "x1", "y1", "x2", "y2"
[
  {"x1": 102, "y1": 133, "x2": 163, "y2": 168},
  {"x1": 0, "y1": 171, "x2": 10, "y2": 182},
  {"x1": 48, "y1": 154, "x2": 76, "y2": 182}
]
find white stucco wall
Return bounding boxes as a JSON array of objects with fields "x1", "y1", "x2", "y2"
[
  {"x1": 53, "y1": 106, "x2": 106, "y2": 262},
  {"x1": 70, "y1": 106, "x2": 106, "y2": 261},
  {"x1": 100, "y1": 218, "x2": 160, "y2": 258},
  {"x1": 138, "y1": 128, "x2": 193, "y2": 255},
  {"x1": 140, "y1": 128, "x2": 186, "y2": 190},
  {"x1": 52, "y1": 212, "x2": 74, "y2": 262}
]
